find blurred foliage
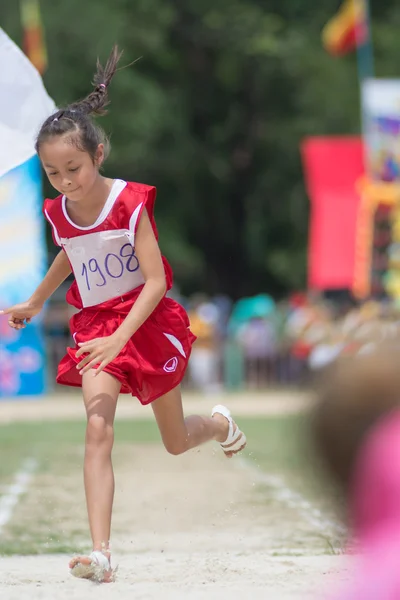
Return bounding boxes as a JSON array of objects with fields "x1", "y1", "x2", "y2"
[{"x1": 1, "y1": 1, "x2": 399, "y2": 297}]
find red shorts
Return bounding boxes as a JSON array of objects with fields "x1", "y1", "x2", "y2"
[{"x1": 57, "y1": 290, "x2": 196, "y2": 404}]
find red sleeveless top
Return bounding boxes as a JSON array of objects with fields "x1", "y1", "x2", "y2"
[{"x1": 43, "y1": 179, "x2": 173, "y2": 310}]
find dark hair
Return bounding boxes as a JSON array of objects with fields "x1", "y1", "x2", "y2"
[
  {"x1": 311, "y1": 347, "x2": 400, "y2": 492},
  {"x1": 35, "y1": 45, "x2": 123, "y2": 162}
]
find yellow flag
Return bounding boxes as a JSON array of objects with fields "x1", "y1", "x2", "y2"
[
  {"x1": 322, "y1": 0, "x2": 368, "y2": 56},
  {"x1": 20, "y1": 0, "x2": 48, "y2": 74}
]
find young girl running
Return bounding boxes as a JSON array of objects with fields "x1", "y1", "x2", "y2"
[{"x1": 0, "y1": 45, "x2": 246, "y2": 583}]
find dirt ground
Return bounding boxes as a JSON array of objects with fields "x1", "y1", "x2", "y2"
[
  {"x1": 0, "y1": 390, "x2": 350, "y2": 599},
  {"x1": 0, "y1": 389, "x2": 313, "y2": 423}
]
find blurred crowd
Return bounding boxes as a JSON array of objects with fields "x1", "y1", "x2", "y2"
[
  {"x1": 178, "y1": 290, "x2": 400, "y2": 392},
  {"x1": 44, "y1": 286, "x2": 400, "y2": 393}
]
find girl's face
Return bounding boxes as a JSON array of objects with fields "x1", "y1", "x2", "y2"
[{"x1": 39, "y1": 136, "x2": 105, "y2": 202}]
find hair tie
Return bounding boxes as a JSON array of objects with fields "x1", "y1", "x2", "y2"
[
  {"x1": 99, "y1": 84, "x2": 106, "y2": 90},
  {"x1": 53, "y1": 117, "x2": 59, "y2": 123}
]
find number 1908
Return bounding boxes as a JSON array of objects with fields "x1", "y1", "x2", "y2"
[{"x1": 81, "y1": 243, "x2": 139, "y2": 291}]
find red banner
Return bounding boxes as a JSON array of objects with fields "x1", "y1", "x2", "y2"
[{"x1": 301, "y1": 137, "x2": 365, "y2": 291}]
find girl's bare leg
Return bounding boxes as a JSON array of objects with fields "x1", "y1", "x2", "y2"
[
  {"x1": 69, "y1": 370, "x2": 121, "y2": 581},
  {"x1": 152, "y1": 385, "x2": 244, "y2": 458}
]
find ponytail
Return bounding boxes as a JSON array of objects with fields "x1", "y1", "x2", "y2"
[{"x1": 35, "y1": 45, "x2": 125, "y2": 162}]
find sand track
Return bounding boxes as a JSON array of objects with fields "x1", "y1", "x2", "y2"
[{"x1": 0, "y1": 391, "x2": 349, "y2": 599}]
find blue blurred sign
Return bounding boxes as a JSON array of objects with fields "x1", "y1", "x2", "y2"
[{"x1": 0, "y1": 156, "x2": 47, "y2": 397}]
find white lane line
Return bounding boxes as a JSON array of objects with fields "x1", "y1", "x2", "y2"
[
  {"x1": 0, "y1": 458, "x2": 38, "y2": 533},
  {"x1": 238, "y1": 456, "x2": 347, "y2": 537}
]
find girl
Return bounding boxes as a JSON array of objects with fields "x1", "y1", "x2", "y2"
[{"x1": 0, "y1": 45, "x2": 246, "y2": 583}]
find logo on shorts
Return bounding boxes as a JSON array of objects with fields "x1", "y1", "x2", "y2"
[{"x1": 164, "y1": 357, "x2": 178, "y2": 373}]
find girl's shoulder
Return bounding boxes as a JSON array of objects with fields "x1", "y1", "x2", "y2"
[
  {"x1": 124, "y1": 180, "x2": 156, "y2": 195},
  {"x1": 113, "y1": 180, "x2": 159, "y2": 242},
  {"x1": 42, "y1": 192, "x2": 63, "y2": 218},
  {"x1": 120, "y1": 180, "x2": 157, "y2": 206},
  {"x1": 117, "y1": 180, "x2": 158, "y2": 222}
]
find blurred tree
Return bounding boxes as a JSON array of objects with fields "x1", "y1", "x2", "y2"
[{"x1": 0, "y1": 0, "x2": 398, "y2": 297}]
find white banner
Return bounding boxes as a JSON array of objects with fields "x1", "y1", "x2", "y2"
[
  {"x1": 362, "y1": 78, "x2": 400, "y2": 183},
  {"x1": 0, "y1": 28, "x2": 56, "y2": 178}
]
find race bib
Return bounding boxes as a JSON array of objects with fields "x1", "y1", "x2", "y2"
[{"x1": 61, "y1": 229, "x2": 145, "y2": 307}]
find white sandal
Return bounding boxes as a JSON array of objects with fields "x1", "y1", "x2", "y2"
[
  {"x1": 212, "y1": 404, "x2": 247, "y2": 457},
  {"x1": 70, "y1": 550, "x2": 113, "y2": 582}
]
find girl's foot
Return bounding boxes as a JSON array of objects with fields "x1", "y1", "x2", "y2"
[
  {"x1": 69, "y1": 550, "x2": 114, "y2": 583},
  {"x1": 211, "y1": 405, "x2": 247, "y2": 458}
]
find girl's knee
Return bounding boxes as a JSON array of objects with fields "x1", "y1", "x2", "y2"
[
  {"x1": 86, "y1": 414, "x2": 114, "y2": 449},
  {"x1": 163, "y1": 436, "x2": 188, "y2": 456}
]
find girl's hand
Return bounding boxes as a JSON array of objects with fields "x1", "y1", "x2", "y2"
[
  {"x1": 0, "y1": 300, "x2": 43, "y2": 329},
  {"x1": 75, "y1": 334, "x2": 126, "y2": 376}
]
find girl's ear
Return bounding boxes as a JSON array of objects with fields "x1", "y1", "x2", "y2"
[{"x1": 95, "y1": 143, "x2": 105, "y2": 167}]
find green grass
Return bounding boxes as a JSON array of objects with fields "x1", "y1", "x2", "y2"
[
  {"x1": 0, "y1": 419, "x2": 164, "y2": 556},
  {"x1": 242, "y1": 414, "x2": 308, "y2": 471},
  {"x1": 0, "y1": 414, "x2": 344, "y2": 556},
  {"x1": 0, "y1": 413, "x2": 335, "y2": 504},
  {"x1": 242, "y1": 415, "x2": 323, "y2": 492},
  {"x1": 0, "y1": 419, "x2": 162, "y2": 478},
  {"x1": 241, "y1": 414, "x2": 344, "y2": 515},
  {"x1": 0, "y1": 415, "x2": 313, "y2": 488}
]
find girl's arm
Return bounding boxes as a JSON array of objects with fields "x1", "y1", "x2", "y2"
[
  {"x1": 0, "y1": 250, "x2": 72, "y2": 328},
  {"x1": 31, "y1": 249, "x2": 72, "y2": 305},
  {"x1": 114, "y1": 208, "x2": 167, "y2": 345}
]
